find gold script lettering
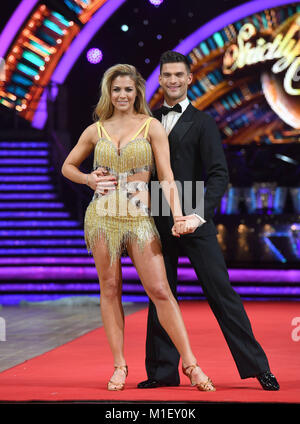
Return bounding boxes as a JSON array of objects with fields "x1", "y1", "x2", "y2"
[
  {"x1": 284, "y1": 56, "x2": 300, "y2": 95},
  {"x1": 223, "y1": 20, "x2": 300, "y2": 96}
]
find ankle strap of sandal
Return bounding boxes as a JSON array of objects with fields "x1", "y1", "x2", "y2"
[
  {"x1": 114, "y1": 365, "x2": 128, "y2": 376},
  {"x1": 182, "y1": 363, "x2": 199, "y2": 373}
]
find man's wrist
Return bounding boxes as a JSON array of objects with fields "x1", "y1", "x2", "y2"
[{"x1": 193, "y1": 213, "x2": 206, "y2": 226}]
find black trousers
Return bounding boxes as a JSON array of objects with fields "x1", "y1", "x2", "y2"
[{"x1": 145, "y1": 234, "x2": 270, "y2": 383}]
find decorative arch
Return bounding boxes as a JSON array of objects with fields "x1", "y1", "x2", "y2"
[
  {"x1": 0, "y1": 0, "x2": 127, "y2": 128},
  {"x1": 146, "y1": 0, "x2": 300, "y2": 146},
  {"x1": 145, "y1": 0, "x2": 296, "y2": 101}
]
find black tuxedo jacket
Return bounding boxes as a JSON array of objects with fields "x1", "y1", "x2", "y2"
[{"x1": 152, "y1": 103, "x2": 229, "y2": 238}]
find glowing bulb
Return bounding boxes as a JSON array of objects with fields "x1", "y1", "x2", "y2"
[{"x1": 87, "y1": 48, "x2": 103, "y2": 64}]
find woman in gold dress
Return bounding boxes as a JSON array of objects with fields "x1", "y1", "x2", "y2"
[{"x1": 61, "y1": 64, "x2": 215, "y2": 392}]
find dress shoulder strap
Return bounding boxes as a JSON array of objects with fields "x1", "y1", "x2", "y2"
[
  {"x1": 132, "y1": 116, "x2": 153, "y2": 140},
  {"x1": 98, "y1": 121, "x2": 111, "y2": 140},
  {"x1": 143, "y1": 117, "x2": 153, "y2": 139},
  {"x1": 96, "y1": 121, "x2": 101, "y2": 138}
]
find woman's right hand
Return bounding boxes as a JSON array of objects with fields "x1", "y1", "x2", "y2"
[{"x1": 87, "y1": 167, "x2": 117, "y2": 193}]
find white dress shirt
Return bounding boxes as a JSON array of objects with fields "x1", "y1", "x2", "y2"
[
  {"x1": 162, "y1": 97, "x2": 190, "y2": 135},
  {"x1": 161, "y1": 97, "x2": 206, "y2": 227}
]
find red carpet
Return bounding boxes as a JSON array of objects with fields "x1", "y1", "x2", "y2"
[{"x1": 0, "y1": 301, "x2": 299, "y2": 403}]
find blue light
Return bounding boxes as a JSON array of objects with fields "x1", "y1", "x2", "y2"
[
  {"x1": 263, "y1": 236, "x2": 287, "y2": 263},
  {"x1": 64, "y1": 0, "x2": 81, "y2": 14},
  {"x1": 43, "y1": 19, "x2": 64, "y2": 36},
  {"x1": 121, "y1": 24, "x2": 129, "y2": 32}
]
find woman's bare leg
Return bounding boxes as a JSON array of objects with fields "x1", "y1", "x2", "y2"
[
  {"x1": 127, "y1": 237, "x2": 213, "y2": 387},
  {"x1": 92, "y1": 238, "x2": 126, "y2": 386}
]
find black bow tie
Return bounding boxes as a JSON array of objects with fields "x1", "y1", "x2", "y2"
[{"x1": 161, "y1": 103, "x2": 182, "y2": 115}]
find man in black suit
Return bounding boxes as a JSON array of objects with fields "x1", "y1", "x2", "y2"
[{"x1": 137, "y1": 50, "x2": 279, "y2": 391}]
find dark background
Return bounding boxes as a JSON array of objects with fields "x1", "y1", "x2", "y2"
[
  {"x1": 66, "y1": 0, "x2": 251, "y2": 145},
  {"x1": 0, "y1": 0, "x2": 252, "y2": 144}
]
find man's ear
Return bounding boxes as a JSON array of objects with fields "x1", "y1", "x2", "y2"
[{"x1": 188, "y1": 72, "x2": 193, "y2": 85}]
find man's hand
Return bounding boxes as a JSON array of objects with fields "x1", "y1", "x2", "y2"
[{"x1": 172, "y1": 215, "x2": 202, "y2": 235}]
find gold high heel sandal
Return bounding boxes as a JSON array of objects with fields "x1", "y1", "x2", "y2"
[
  {"x1": 182, "y1": 363, "x2": 216, "y2": 392},
  {"x1": 107, "y1": 365, "x2": 128, "y2": 391}
]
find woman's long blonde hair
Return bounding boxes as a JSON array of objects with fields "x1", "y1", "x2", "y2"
[{"x1": 93, "y1": 64, "x2": 152, "y2": 122}]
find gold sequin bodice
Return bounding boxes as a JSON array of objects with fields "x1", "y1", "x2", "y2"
[
  {"x1": 91, "y1": 117, "x2": 154, "y2": 210},
  {"x1": 93, "y1": 133, "x2": 154, "y2": 176},
  {"x1": 84, "y1": 116, "x2": 160, "y2": 263}
]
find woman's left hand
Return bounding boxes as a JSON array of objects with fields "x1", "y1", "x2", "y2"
[
  {"x1": 171, "y1": 217, "x2": 186, "y2": 237},
  {"x1": 171, "y1": 224, "x2": 181, "y2": 237}
]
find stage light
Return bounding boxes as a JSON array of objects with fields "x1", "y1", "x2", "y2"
[
  {"x1": 243, "y1": 184, "x2": 288, "y2": 215},
  {"x1": 275, "y1": 154, "x2": 298, "y2": 165},
  {"x1": 86, "y1": 48, "x2": 103, "y2": 64},
  {"x1": 149, "y1": 0, "x2": 164, "y2": 5},
  {"x1": 220, "y1": 187, "x2": 241, "y2": 214},
  {"x1": 290, "y1": 188, "x2": 300, "y2": 213},
  {"x1": 156, "y1": 34, "x2": 162, "y2": 40},
  {"x1": 121, "y1": 24, "x2": 129, "y2": 32}
]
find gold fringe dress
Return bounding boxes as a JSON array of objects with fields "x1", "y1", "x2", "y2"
[{"x1": 84, "y1": 116, "x2": 161, "y2": 264}]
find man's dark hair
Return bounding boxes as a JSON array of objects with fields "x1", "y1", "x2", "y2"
[{"x1": 159, "y1": 50, "x2": 191, "y2": 74}]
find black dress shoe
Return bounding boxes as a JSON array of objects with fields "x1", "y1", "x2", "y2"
[
  {"x1": 256, "y1": 371, "x2": 280, "y2": 391},
  {"x1": 137, "y1": 379, "x2": 179, "y2": 389}
]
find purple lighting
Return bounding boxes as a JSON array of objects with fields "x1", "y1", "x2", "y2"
[
  {"x1": 1, "y1": 264, "x2": 300, "y2": 283},
  {"x1": 86, "y1": 48, "x2": 103, "y2": 64},
  {"x1": 149, "y1": 0, "x2": 164, "y2": 5},
  {"x1": 32, "y1": 0, "x2": 126, "y2": 129},
  {"x1": 0, "y1": 0, "x2": 39, "y2": 57}
]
